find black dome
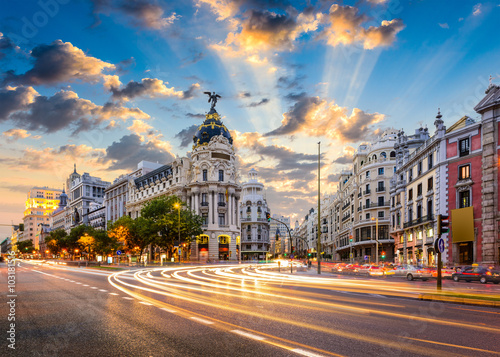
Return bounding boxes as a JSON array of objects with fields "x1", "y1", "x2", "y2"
[{"x1": 193, "y1": 109, "x2": 233, "y2": 149}]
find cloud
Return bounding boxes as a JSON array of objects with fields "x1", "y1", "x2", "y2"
[
  {"x1": 239, "y1": 91, "x2": 252, "y2": 98},
  {"x1": 0, "y1": 87, "x2": 149, "y2": 134},
  {"x1": 245, "y1": 98, "x2": 270, "y2": 107},
  {"x1": 175, "y1": 125, "x2": 199, "y2": 148},
  {"x1": 365, "y1": 0, "x2": 388, "y2": 4},
  {"x1": 109, "y1": 78, "x2": 199, "y2": 102},
  {"x1": 473, "y1": 3, "x2": 481, "y2": 16},
  {"x1": 127, "y1": 120, "x2": 153, "y2": 135},
  {"x1": 2, "y1": 128, "x2": 31, "y2": 142},
  {"x1": 211, "y1": 8, "x2": 320, "y2": 58},
  {"x1": 0, "y1": 184, "x2": 36, "y2": 193},
  {"x1": 0, "y1": 32, "x2": 19, "y2": 59},
  {"x1": 2, "y1": 40, "x2": 115, "y2": 86},
  {"x1": 332, "y1": 146, "x2": 355, "y2": 164},
  {"x1": 186, "y1": 112, "x2": 205, "y2": 119},
  {"x1": 101, "y1": 134, "x2": 175, "y2": 170},
  {"x1": 438, "y1": 23, "x2": 449, "y2": 29},
  {"x1": 321, "y1": 4, "x2": 405, "y2": 50},
  {"x1": 277, "y1": 75, "x2": 304, "y2": 89},
  {"x1": 91, "y1": 0, "x2": 180, "y2": 29},
  {"x1": 264, "y1": 95, "x2": 385, "y2": 142}
]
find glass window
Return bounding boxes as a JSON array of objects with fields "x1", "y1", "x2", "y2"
[
  {"x1": 218, "y1": 214, "x2": 225, "y2": 226},
  {"x1": 417, "y1": 183, "x2": 422, "y2": 196},
  {"x1": 378, "y1": 167, "x2": 384, "y2": 175},
  {"x1": 219, "y1": 170, "x2": 224, "y2": 182},
  {"x1": 365, "y1": 213, "x2": 370, "y2": 220},
  {"x1": 218, "y1": 193, "x2": 224, "y2": 202},
  {"x1": 459, "y1": 190, "x2": 470, "y2": 208},
  {"x1": 418, "y1": 162, "x2": 422, "y2": 174},
  {"x1": 459, "y1": 138, "x2": 470, "y2": 157},
  {"x1": 366, "y1": 171, "x2": 370, "y2": 178},
  {"x1": 380, "y1": 152, "x2": 387, "y2": 159},
  {"x1": 202, "y1": 169, "x2": 208, "y2": 181},
  {"x1": 378, "y1": 211, "x2": 384, "y2": 218},
  {"x1": 202, "y1": 214, "x2": 208, "y2": 225},
  {"x1": 202, "y1": 193, "x2": 207, "y2": 203},
  {"x1": 428, "y1": 153, "x2": 433, "y2": 169},
  {"x1": 408, "y1": 189, "x2": 413, "y2": 200},
  {"x1": 459, "y1": 165, "x2": 470, "y2": 180},
  {"x1": 427, "y1": 177, "x2": 433, "y2": 191}
]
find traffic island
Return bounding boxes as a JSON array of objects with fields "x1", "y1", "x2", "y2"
[{"x1": 418, "y1": 292, "x2": 500, "y2": 308}]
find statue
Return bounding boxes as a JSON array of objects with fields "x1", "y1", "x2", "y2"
[
  {"x1": 73, "y1": 207, "x2": 80, "y2": 223},
  {"x1": 204, "y1": 91, "x2": 221, "y2": 110}
]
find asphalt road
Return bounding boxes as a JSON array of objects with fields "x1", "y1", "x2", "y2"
[{"x1": 1, "y1": 261, "x2": 499, "y2": 357}]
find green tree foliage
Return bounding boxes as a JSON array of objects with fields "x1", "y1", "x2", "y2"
[
  {"x1": 17, "y1": 239, "x2": 34, "y2": 253},
  {"x1": 45, "y1": 229, "x2": 68, "y2": 254},
  {"x1": 141, "y1": 195, "x2": 203, "y2": 256},
  {"x1": 108, "y1": 216, "x2": 156, "y2": 258}
]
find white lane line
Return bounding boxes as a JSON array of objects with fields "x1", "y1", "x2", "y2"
[
  {"x1": 99, "y1": 289, "x2": 108, "y2": 292},
  {"x1": 231, "y1": 330, "x2": 265, "y2": 341},
  {"x1": 91, "y1": 287, "x2": 98, "y2": 289},
  {"x1": 69, "y1": 280, "x2": 75, "y2": 282},
  {"x1": 122, "y1": 297, "x2": 134, "y2": 300},
  {"x1": 109, "y1": 293, "x2": 119, "y2": 296},
  {"x1": 139, "y1": 301, "x2": 153, "y2": 306},
  {"x1": 76, "y1": 282, "x2": 82, "y2": 285},
  {"x1": 160, "y1": 308, "x2": 177, "y2": 313},
  {"x1": 291, "y1": 348, "x2": 326, "y2": 357},
  {"x1": 82, "y1": 284, "x2": 89, "y2": 287},
  {"x1": 190, "y1": 317, "x2": 214, "y2": 325}
]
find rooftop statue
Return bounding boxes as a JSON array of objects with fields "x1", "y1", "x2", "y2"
[{"x1": 204, "y1": 91, "x2": 221, "y2": 110}]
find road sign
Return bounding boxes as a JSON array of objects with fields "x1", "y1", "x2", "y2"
[
  {"x1": 434, "y1": 237, "x2": 445, "y2": 253},
  {"x1": 290, "y1": 254, "x2": 294, "y2": 259},
  {"x1": 178, "y1": 248, "x2": 182, "y2": 255},
  {"x1": 364, "y1": 255, "x2": 368, "y2": 261},
  {"x1": 116, "y1": 250, "x2": 122, "y2": 256},
  {"x1": 350, "y1": 253, "x2": 353, "y2": 259}
]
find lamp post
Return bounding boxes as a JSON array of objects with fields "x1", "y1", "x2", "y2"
[
  {"x1": 174, "y1": 202, "x2": 181, "y2": 263},
  {"x1": 371, "y1": 217, "x2": 379, "y2": 265}
]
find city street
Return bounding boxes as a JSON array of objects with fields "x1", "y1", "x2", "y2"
[{"x1": 2, "y1": 261, "x2": 499, "y2": 356}]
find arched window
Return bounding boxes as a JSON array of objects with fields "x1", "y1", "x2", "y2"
[
  {"x1": 257, "y1": 207, "x2": 262, "y2": 213},
  {"x1": 246, "y1": 206, "x2": 251, "y2": 213},
  {"x1": 390, "y1": 151, "x2": 396, "y2": 158},
  {"x1": 218, "y1": 235, "x2": 230, "y2": 244},
  {"x1": 380, "y1": 152, "x2": 387, "y2": 159},
  {"x1": 372, "y1": 154, "x2": 377, "y2": 161},
  {"x1": 202, "y1": 169, "x2": 207, "y2": 181}
]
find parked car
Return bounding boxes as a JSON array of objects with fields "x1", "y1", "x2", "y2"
[
  {"x1": 452, "y1": 266, "x2": 500, "y2": 284},
  {"x1": 405, "y1": 266, "x2": 432, "y2": 281}
]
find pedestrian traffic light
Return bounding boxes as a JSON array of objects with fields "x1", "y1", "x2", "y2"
[
  {"x1": 266, "y1": 212, "x2": 271, "y2": 222},
  {"x1": 438, "y1": 214, "x2": 450, "y2": 235}
]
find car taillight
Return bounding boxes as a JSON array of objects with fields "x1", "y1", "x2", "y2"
[
  {"x1": 417, "y1": 270, "x2": 421, "y2": 273},
  {"x1": 486, "y1": 271, "x2": 492, "y2": 276}
]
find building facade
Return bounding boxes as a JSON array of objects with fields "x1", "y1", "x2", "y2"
[
  {"x1": 239, "y1": 169, "x2": 270, "y2": 260},
  {"x1": 269, "y1": 213, "x2": 291, "y2": 257},
  {"x1": 23, "y1": 187, "x2": 62, "y2": 249},
  {"x1": 126, "y1": 106, "x2": 242, "y2": 261},
  {"x1": 69, "y1": 172, "x2": 110, "y2": 227}
]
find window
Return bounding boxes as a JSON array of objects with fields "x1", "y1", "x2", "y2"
[
  {"x1": 408, "y1": 233, "x2": 413, "y2": 242},
  {"x1": 417, "y1": 204, "x2": 422, "y2": 219},
  {"x1": 418, "y1": 162, "x2": 422, "y2": 175},
  {"x1": 247, "y1": 225, "x2": 251, "y2": 232},
  {"x1": 380, "y1": 152, "x2": 387, "y2": 159},
  {"x1": 378, "y1": 197, "x2": 384, "y2": 206},
  {"x1": 428, "y1": 153, "x2": 433, "y2": 169},
  {"x1": 427, "y1": 177, "x2": 433, "y2": 191},
  {"x1": 219, "y1": 170, "x2": 224, "y2": 182},
  {"x1": 427, "y1": 199, "x2": 433, "y2": 217},
  {"x1": 408, "y1": 189, "x2": 413, "y2": 200},
  {"x1": 459, "y1": 165, "x2": 470, "y2": 180},
  {"x1": 408, "y1": 168, "x2": 413, "y2": 182},
  {"x1": 459, "y1": 190, "x2": 471, "y2": 208},
  {"x1": 202, "y1": 169, "x2": 208, "y2": 181},
  {"x1": 218, "y1": 193, "x2": 224, "y2": 203},
  {"x1": 417, "y1": 183, "x2": 422, "y2": 196},
  {"x1": 408, "y1": 207, "x2": 413, "y2": 220},
  {"x1": 396, "y1": 213, "x2": 400, "y2": 226},
  {"x1": 366, "y1": 171, "x2": 370, "y2": 178},
  {"x1": 218, "y1": 214, "x2": 225, "y2": 226},
  {"x1": 365, "y1": 199, "x2": 370, "y2": 207},
  {"x1": 459, "y1": 138, "x2": 470, "y2": 157},
  {"x1": 378, "y1": 211, "x2": 384, "y2": 218},
  {"x1": 378, "y1": 181, "x2": 384, "y2": 191},
  {"x1": 365, "y1": 213, "x2": 370, "y2": 220},
  {"x1": 202, "y1": 193, "x2": 207, "y2": 203},
  {"x1": 202, "y1": 214, "x2": 208, "y2": 225},
  {"x1": 378, "y1": 167, "x2": 384, "y2": 175}
]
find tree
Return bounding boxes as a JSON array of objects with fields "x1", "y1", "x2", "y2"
[
  {"x1": 45, "y1": 229, "x2": 68, "y2": 255},
  {"x1": 17, "y1": 239, "x2": 34, "y2": 254},
  {"x1": 141, "y1": 195, "x2": 203, "y2": 258},
  {"x1": 108, "y1": 215, "x2": 158, "y2": 261}
]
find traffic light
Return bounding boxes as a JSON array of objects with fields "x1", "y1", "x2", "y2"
[
  {"x1": 291, "y1": 246, "x2": 295, "y2": 253},
  {"x1": 381, "y1": 251, "x2": 386, "y2": 259},
  {"x1": 438, "y1": 214, "x2": 450, "y2": 235},
  {"x1": 284, "y1": 253, "x2": 287, "y2": 257},
  {"x1": 266, "y1": 212, "x2": 271, "y2": 222},
  {"x1": 349, "y1": 235, "x2": 353, "y2": 242}
]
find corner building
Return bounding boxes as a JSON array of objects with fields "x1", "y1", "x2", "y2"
[{"x1": 126, "y1": 107, "x2": 242, "y2": 262}]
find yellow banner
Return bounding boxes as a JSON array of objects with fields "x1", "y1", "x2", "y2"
[{"x1": 451, "y1": 206, "x2": 474, "y2": 243}]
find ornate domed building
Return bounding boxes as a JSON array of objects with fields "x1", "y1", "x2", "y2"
[{"x1": 126, "y1": 97, "x2": 242, "y2": 262}]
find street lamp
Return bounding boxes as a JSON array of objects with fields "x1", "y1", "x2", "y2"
[
  {"x1": 371, "y1": 217, "x2": 379, "y2": 265},
  {"x1": 173, "y1": 202, "x2": 181, "y2": 263}
]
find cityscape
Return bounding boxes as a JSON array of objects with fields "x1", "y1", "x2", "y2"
[{"x1": 1, "y1": 1, "x2": 500, "y2": 356}]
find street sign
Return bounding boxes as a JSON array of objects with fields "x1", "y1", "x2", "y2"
[
  {"x1": 434, "y1": 237, "x2": 445, "y2": 253},
  {"x1": 178, "y1": 248, "x2": 182, "y2": 255},
  {"x1": 116, "y1": 250, "x2": 122, "y2": 256},
  {"x1": 350, "y1": 253, "x2": 353, "y2": 259},
  {"x1": 364, "y1": 255, "x2": 368, "y2": 261},
  {"x1": 290, "y1": 254, "x2": 294, "y2": 259}
]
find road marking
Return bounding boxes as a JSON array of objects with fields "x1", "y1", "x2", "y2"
[
  {"x1": 291, "y1": 348, "x2": 327, "y2": 357},
  {"x1": 91, "y1": 287, "x2": 98, "y2": 289},
  {"x1": 403, "y1": 336, "x2": 500, "y2": 355},
  {"x1": 99, "y1": 289, "x2": 108, "y2": 292},
  {"x1": 190, "y1": 317, "x2": 214, "y2": 324},
  {"x1": 231, "y1": 329, "x2": 265, "y2": 340},
  {"x1": 139, "y1": 301, "x2": 153, "y2": 305},
  {"x1": 76, "y1": 282, "x2": 82, "y2": 285},
  {"x1": 450, "y1": 307, "x2": 500, "y2": 315},
  {"x1": 122, "y1": 297, "x2": 134, "y2": 300},
  {"x1": 69, "y1": 280, "x2": 75, "y2": 282},
  {"x1": 109, "y1": 293, "x2": 119, "y2": 296},
  {"x1": 82, "y1": 284, "x2": 89, "y2": 287},
  {"x1": 160, "y1": 308, "x2": 177, "y2": 313}
]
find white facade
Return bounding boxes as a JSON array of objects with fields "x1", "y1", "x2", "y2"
[
  {"x1": 239, "y1": 169, "x2": 270, "y2": 260},
  {"x1": 69, "y1": 172, "x2": 110, "y2": 227},
  {"x1": 269, "y1": 214, "x2": 291, "y2": 257}
]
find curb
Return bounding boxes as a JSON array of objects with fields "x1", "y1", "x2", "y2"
[{"x1": 418, "y1": 294, "x2": 500, "y2": 308}]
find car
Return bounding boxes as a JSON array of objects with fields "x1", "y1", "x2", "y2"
[
  {"x1": 429, "y1": 266, "x2": 454, "y2": 279},
  {"x1": 452, "y1": 266, "x2": 500, "y2": 284},
  {"x1": 405, "y1": 266, "x2": 432, "y2": 281},
  {"x1": 359, "y1": 265, "x2": 385, "y2": 276},
  {"x1": 392, "y1": 265, "x2": 410, "y2": 277}
]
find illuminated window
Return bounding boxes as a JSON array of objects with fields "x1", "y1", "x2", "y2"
[{"x1": 459, "y1": 165, "x2": 470, "y2": 180}]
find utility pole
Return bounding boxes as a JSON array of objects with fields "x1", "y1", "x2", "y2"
[{"x1": 317, "y1": 142, "x2": 321, "y2": 275}]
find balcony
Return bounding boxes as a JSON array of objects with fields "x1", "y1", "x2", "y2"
[
  {"x1": 363, "y1": 201, "x2": 390, "y2": 209},
  {"x1": 358, "y1": 192, "x2": 362, "y2": 198},
  {"x1": 403, "y1": 214, "x2": 435, "y2": 229},
  {"x1": 363, "y1": 189, "x2": 371, "y2": 195},
  {"x1": 357, "y1": 206, "x2": 362, "y2": 212},
  {"x1": 342, "y1": 203, "x2": 350, "y2": 210},
  {"x1": 201, "y1": 202, "x2": 209, "y2": 206},
  {"x1": 376, "y1": 186, "x2": 385, "y2": 192},
  {"x1": 217, "y1": 202, "x2": 226, "y2": 206},
  {"x1": 341, "y1": 214, "x2": 351, "y2": 222}
]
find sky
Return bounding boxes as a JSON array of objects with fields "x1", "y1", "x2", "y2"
[{"x1": 1, "y1": 0, "x2": 499, "y2": 238}]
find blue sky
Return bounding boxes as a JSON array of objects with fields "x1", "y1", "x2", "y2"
[{"x1": 1, "y1": 0, "x2": 499, "y2": 237}]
